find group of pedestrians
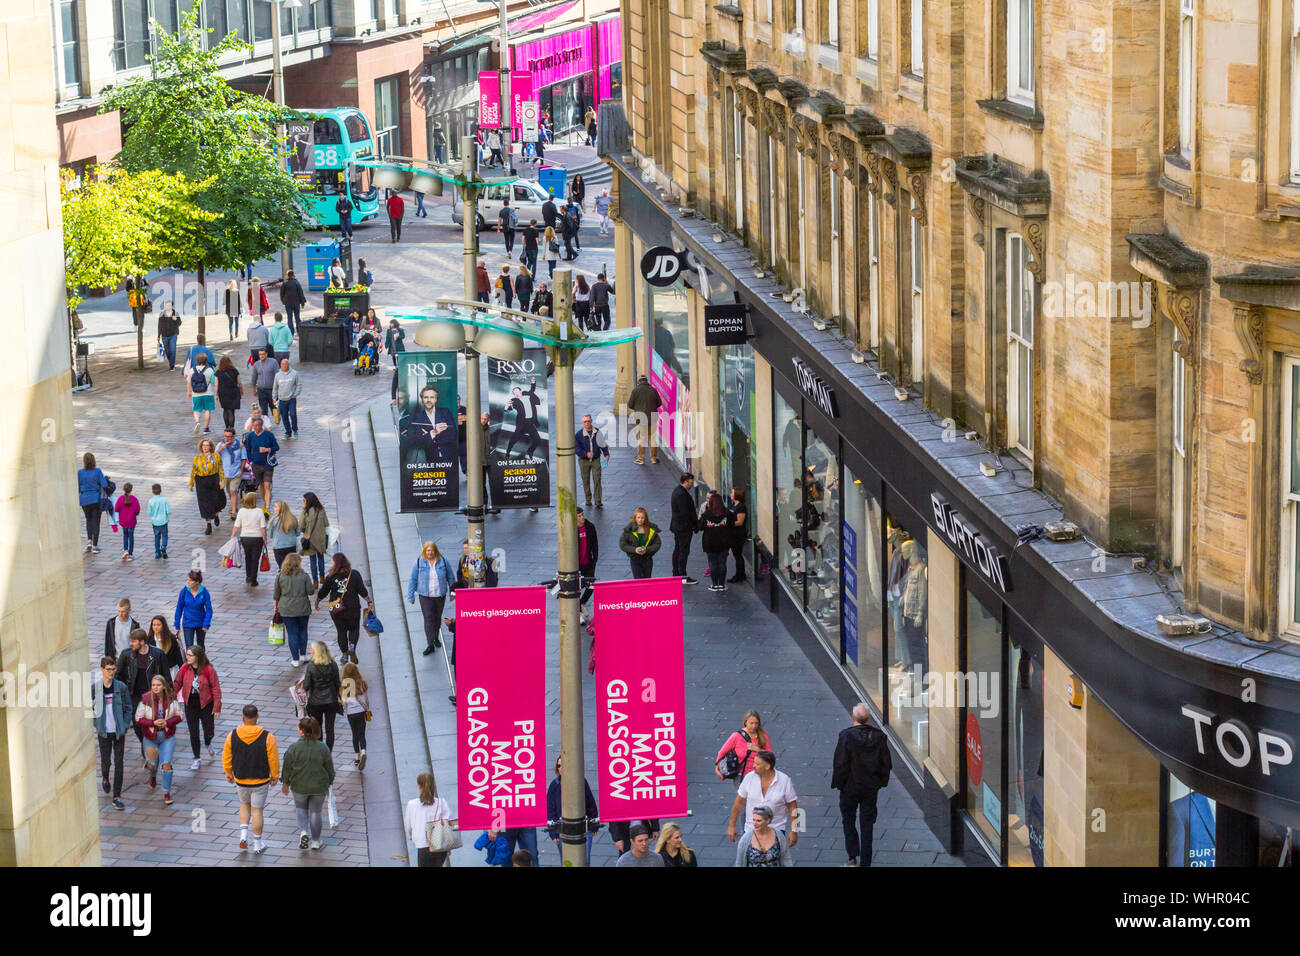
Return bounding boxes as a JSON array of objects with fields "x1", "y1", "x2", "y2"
[{"x1": 612, "y1": 473, "x2": 748, "y2": 586}]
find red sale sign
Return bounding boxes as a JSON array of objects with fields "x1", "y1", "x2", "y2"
[
  {"x1": 455, "y1": 586, "x2": 547, "y2": 828},
  {"x1": 592, "y1": 577, "x2": 688, "y2": 822},
  {"x1": 966, "y1": 712, "x2": 983, "y2": 788},
  {"x1": 478, "y1": 71, "x2": 500, "y2": 128}
]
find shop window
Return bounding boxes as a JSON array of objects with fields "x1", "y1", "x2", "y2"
[
  {"x1": 113, "y1": 0, "x2": 150, "y2": 70},
  {"x1": 804, "y1": 426, "x2": 841, "y2": 649},
  {"x1": 1005, "y1": 233, "x2": 1034, "y2": 456},
  {"x1": 609, "y1": 62, "x2": 623, "y2": 100},
  {"x1": 844, "y1": 465, "x2": 885, "y2": 712},
  {"x1": 1177, "y1": 0, "x2": 1195, "y2": 158},
  {"x1": 1280, "y1": 358, "x2": 1300, "y2": 640},
  {"x1": 1166, "y1": 773, "x2": 1216, "y2": 866},
  {"x1": 1006, "y1": 0, "x2": 1034, "y2": 106},
  {"x1": 1007, "y1": 632, "x2": 1044, "y2": 866},
  {"x1": 857, "y1": 0, "x2": 878, "y2": 60},
  {"x1": 53, "y1": 0, "x2": 82, "y2": 97},
  {"x1": 1291, "y1": 0, "x2": 1300, "y2": 181},
  {"x1": 1170, "y1": 343, "x2": 1187, "y2": 572},
  {"x1": 775, "y1": 394, "x2": 804, "y2": 593},
  {"x1": 886, "y1": 516, "x2": 928, "y2": 764},
  {"x1": 374, "y1": 75, "x2": 402, "y2": 159},
  {"x1": 965, "y1": 587, "x2": 1003, "y2": 851}
]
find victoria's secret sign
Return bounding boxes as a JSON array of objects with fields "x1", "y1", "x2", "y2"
[{"x1": 525, "y1": 46, "x2": 584, "y2": 73}]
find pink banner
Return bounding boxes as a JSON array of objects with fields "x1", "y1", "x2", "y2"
[
  {"x1": 510, "y1": 70, "x2": 534, "y2": 130},
  {"x1": 596, "y1": 17, "x2": 622, "y2": 70},
  {"x1": 511, "y1": 26, "x2": 594, "y2": 91},
  {"x1": 478, "y1": 71, "x2": 500, "y2": 128},
  {"x1": 593, "y1": 577, "x2": 688, "y2": 822},
  {"x1": 455, "y1": 586, "x2": 548, "y2": 829},
  {"x1": 649, "y1": 349, "x2": 677, "y2": 452}
]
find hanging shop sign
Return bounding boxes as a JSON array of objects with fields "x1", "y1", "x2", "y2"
[
  {"x1": 930, "y1": 492, "x2": 1011, "y2": 593},
  {"x1": 520, "y1": 99, "x2": 540, "y2": 143},
  {"x1": 396, "y1": 352, "x2": 460, "y2": 512},
  {"x1": 703, "y1": 303, "x2": 748, "y2": 346},
  {"x1": 640, "y1": 246, "x2": 690, "y2": 286},
  {"x1": 478, "y1": 71, "x2": 501, "y2": 128},
  {"x1": 791, "y1": 357, "x2": 839, "y2": 418}
]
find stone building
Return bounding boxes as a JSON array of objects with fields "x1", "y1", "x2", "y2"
[{"x1": 604, "y1": 0, "x2": 1300, "y2": 865}]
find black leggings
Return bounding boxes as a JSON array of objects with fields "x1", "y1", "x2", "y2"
[
  {"x1": 347, "y1": 712, "x2": 367, "y2": 753},
  {"x1": 82, "y1": 503, "x2": 102, "y2": 545},
  {"x1": 418, "y1": 594, "x2": 446, "y2": 650},
  {"x1": 306, "y1": 704, "x2": 337, "y2": 751},
  {"x1": 241, "y1": 537, "x2": 264, "y2": 584},
  {"x1": 222, "y1": 406, "x2": 237, "y2": 429},
  {"x1": 185, "y1": 694, "x2": 215, "y2": 757},
  {"x1": 333, "y1": 614, "x2": 361, "y2": 660}
]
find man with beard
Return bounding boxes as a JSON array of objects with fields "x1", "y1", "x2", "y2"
[{"x1": 400, "y1": 385, "x2": 456, "y2": 464}]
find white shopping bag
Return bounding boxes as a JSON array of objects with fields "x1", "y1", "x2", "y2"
[
  {"x1": 326, "y1": 787, "x2": 339, "y2": 828},
  {"x1": 326, "y1": 524, "x2": 340, "y2": 555},
  {"x1": 218, "y1": 537, "x2": 242, "y2": 569}
]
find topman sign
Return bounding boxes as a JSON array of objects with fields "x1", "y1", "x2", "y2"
[
  {"x1": 930, "y1": 493, "x2": 1012, "y2": 593},
  {"x1": 792, "y1": 358, "x2": 839, "y2": 418}
]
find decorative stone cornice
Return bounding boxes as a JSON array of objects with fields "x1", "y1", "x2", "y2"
[
  {"x1": 954, "y1": 154, "x2": 1050, "y2": 219},
  {"x1": 743, "y1": 66, "x2": 779, "y2": 91},
  {"x1": 777, "y1": 78, "x2": 809, "y2": 105},
  {"x1": 700, "y1": 41, "x2": 747, "y2": 73},
  {"x1": 872, "y1": 127, "x2": 931, "y2": 171},
  {"x1": 1126, "y1": 232, "x2": 1211, "y2": 291},
  {"x1": 968, "y1": 195, "x2": 986, "y2": 247},
  {"x1": 1214, "y1": 266, "x2": 1300, "y2": 313},
  {"x1": 1232, "y1": 303, "x2": 1265, "y2": 386}
]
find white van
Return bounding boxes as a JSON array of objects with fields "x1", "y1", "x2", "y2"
[{"x1": 452, "y1": 179, "x2": 553, "y2": 230}]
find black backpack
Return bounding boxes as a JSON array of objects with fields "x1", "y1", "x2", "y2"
[{"x1": 190, "y1": 368, "x2": 209, "y2": 393}]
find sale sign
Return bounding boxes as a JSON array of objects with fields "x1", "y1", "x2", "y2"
[
  {"x1": 478, "y1": 71, "x2": 500, "y2": 128},
  {"x1": 592, "y1": 577, "x2": 688, "y2": 822},
  {"x1": 455, "y1": 586, "x2": 548, "y2": 828}
]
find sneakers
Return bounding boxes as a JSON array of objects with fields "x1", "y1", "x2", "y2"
[
  {"x1": 84, "y1": 541, "x2": 93, "y2": 553},
  {"x1": 102, "y1": 777, "x2": 110, "y2": 794},
  {"x1": 207, "y1": 741, "x2": 215, "y2": 757},
  {"x1": 253, "y1": 840, "x2": 267, "y2": 855},
  {"x1": 112, "y1": 799, "x2": 125, "y2": 811},
  {"x1": 358, "y1": 750, "x2": 367, "y2": 771},
  {"x1": 842, "y1": 858, "x2": 858, "y2": 867},
  {"x1": 161, "y1": 550, "x2": 169, "y2": 559},
  {"x1": 190, "y1": 758, "x2": 201, "y2": 770},
  {"x1": 634, "y1": 458, "x2": 645, "y2": 465},
  {"x1": 310, "y1": 840, "x2": 323, "y2": 851},
  {"x1": 291, "y1": 658, "x2": 301, "y2": 667},
  {"x1": 710, "y1": 584, "x2": 725, "y2": 592},
  {"x1": 91, "y1": 546, "x2": 101, "y2": 554},
  {"x1": 193, "y1": 421, "x2": 202, "y2": 434},
  {"x1": 299, "y1": 831, "x2": 310, "y2": 849},
  {"x1": 163, "y1": 791, "x2": 173, "y2": 805},
  {"x1": 682, "y1": 577, "x2": 698, "y2": 585}
]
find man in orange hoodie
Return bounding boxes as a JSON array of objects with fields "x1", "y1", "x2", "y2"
[{"x1": 223, "y1": 703, "x2": 280, "y2": 854}]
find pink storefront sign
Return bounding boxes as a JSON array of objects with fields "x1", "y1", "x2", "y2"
[
  {"x1": 649, "y1": 350, "x2": 677, "y2": 452},
  {"x1": 592, "y1": 577, "x2": 688, "y2": 822},
  {"x1": 478, "y1": 71, "x2": 501, "y2": 128},
  {"x1": 455, "y1": 586, "x2": 548, "y2": 829},
  {"x1": 511, "y1": 27, "x2": 594, "y2": 90}
]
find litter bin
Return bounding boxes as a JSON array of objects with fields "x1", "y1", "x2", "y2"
[
  {"x1": 298, "y1": 321, "x2": 350, "y2": 364},
  {"x1": 538, "y1": 165, "x2": 567, "y2": 201},
  {"x1": 323, "y1": 290, "x2": 370, "y2": 319},
  {"x1": 305, "y1": 241, "x2": 340, "y2": 291}
]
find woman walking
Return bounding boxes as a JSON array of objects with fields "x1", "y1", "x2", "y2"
[
  {"x1": 699, "y1": 490, "x2": 732, "y2": 592},
  {"x1": 77, "y1": 452, "x2": 112, "y2": 554},
  {"x1": 315, "y1": 553, "x2": 371, "y2": 664},
  {"x1": 172, "y1": 570, "x2": 213, "y2": 650},
  {"x1": 301, "y1": 641, "x2": 343, "y2": 752},
  {"x1": 188, "y1": 353, "x2": 216, "y2": 434},
  {"x1": 224, "y1": 279, "x2": 241, "y2": 340},
  {"x1": 280, "y1": 716, "x2": 335, "y2": 851},
  {"x1": 299, "y1": 493, "x2": 329, "y2": 588},
  {"x1": 231, "y1": 492, "x2": 269, "y2": 587},
  {"x1": 340, "y1": 660, "x2": 370, "y2": 770},
  {"x1": 618, "y1": 506, "x2": 662, "y2": 579},
  {"x1": 714, "y1": 709, "x2": 772, "y2": 784},
  {"x1": 405, "y1": 541, "x2": 454, "y2": 656},
  {"x1": 496, "y1": 264, "x2": 514, "y2": 310},
  {"x1": 149, "y1": 615, "x2": 185, "y2": 677},
  {"x1": 215, "y1": 355, "x2": 243, "y2": 431},
  {"x1": 384, "y1": 319, "x2": 406, "y2": 366},
  {"x1": 733, "y1": 807, "x2": 789, "y2": 867},
  {"x1": 274, "y1": 552, "x2": 315, "y2": 666},
  {"x1": 572, "y1": 274, "x2": 592, "y2": 330},
  {"x1": 514, "y1": 264, "x2": 534, "y2": 315},
  {"x1": 546, "y1": 754, "x2": 599, "y2": 859},
  {"x1": 404, "y1": 772, "x2": 455, "y2": 867},
  {"x1": 269, "y1": 500, "x2": 299, "y2": 569},
  {"x1": 543, "y1": 225, "x2": 560, "y2": 279},
  {"x1": 135, "y1": 674, "x2": 183, "y2": 806},
  {"x1": 174, "y1": 644, "x2": 221, "y2": 769},
  {"x1": 657, "y1": 823, "x2": 698, "y2": 867},
  {"x1": 570, "y1": 173, "x2": 587, "y2": 212},
  {"x1": 189, "y1": 438, "x2": 223, "y2": 535}
]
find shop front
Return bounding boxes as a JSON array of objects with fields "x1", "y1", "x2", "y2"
[{"x1": 510, "y1": 17, "x2": 621, "y2": 136}]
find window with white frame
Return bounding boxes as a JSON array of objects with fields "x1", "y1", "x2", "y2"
[
  {"x1": 1007, "y1": 0, "x2": 1034, "y2": 105},
  {"x1": 768, "y1": 135, "x2": 779, "y2": 265},
  {"x1": 868, "y1": 189, "x2": 880, "y2": 348},
  {"x1": 828, "y1": 0, "x2": 839, "y2": 45},
  {"x1": 1178, "y1": 0, "x2": 1195, "y2": 157},
  {"x1": 797, "y1": 151, "x2": 808, "y2": 291},
  {"x1": 866, "y1": 0, "x2": 878, "y2": 59},
  {"x1": 1171, "y1": 341, "x2": 1187, "y2": 570},
  {"x1": 765, "y1": 0, "x2": 774, "y2": 21},
  {"x1": 1280, "y1": 358, "x2": 1300, "y2": 639},
  {"x1": 793, "y1": 0, "x2": 804, "y2": 33},
  {"x1": 1291, "y1": 0, "x2": 1300, "y2": 181},
  {"x1": 52, "y1": 0, "x2": 81, "y2": 98},
  {"x1": 733, "y1": 105, "x2": 745, "y2": 233},
  {"x1": 910, "y1": 0, "x2": 924, "y2": 76},
  {"x1": 909, "y1": 197, "x2": 924, "y2": 383},
  {"x1": 830, "y1": 169, "x2": 841, "y2": 320},
  {"x1": 1006, "y1": 234, "x2": 1034, "y2": 455}
]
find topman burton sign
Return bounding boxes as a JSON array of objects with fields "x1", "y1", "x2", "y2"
[
  {"x1": 792, "y1": 358, "x2": 839, "y2": 418},
  {"x1": 930, "y1": 492, "x2": 1012, "y2": 593}
]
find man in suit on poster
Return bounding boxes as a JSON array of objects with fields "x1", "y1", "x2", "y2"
[{"x1": 400, "y1": 385, "x2": 456, "y2": 464}]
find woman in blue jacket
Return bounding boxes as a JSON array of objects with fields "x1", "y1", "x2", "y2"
[
  {"x1": 173, "y1": 570, "x2": 214, "y2": 649},
  {"x1": 77, "y1": 452, "x2": 112, "y2": 554},
  {"x1": 406, "y1": 541, "x2": 455, "y2": 656}
]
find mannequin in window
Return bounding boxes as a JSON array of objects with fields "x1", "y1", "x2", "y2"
[
  {"x1": 887, "y1": 528, "x2": 912, "y2": 669},
  {"x1": 901, "y1": 540, "x2": 928, "y2": 679}
]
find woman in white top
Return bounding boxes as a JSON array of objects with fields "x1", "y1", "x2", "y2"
[
  {"x1": 726, "y1": 749, "x2": 799, "y2": 857},
  {"x1": 543, "y1": 225, "x2": 560, "y2": 279},
  {"x1": 341, "y1": 660, "x2": 371, "y2": 770},
  {"x1": 329, "y1": 257, "x2": 346, "y2": 288},
  {"x1": 230, "y1": 491, "x2": 269, "y2": 586},
  {"x1": 404, "y1": 771, "x2": 456, "y2": 867}
]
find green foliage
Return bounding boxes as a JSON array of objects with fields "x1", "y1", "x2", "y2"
[
  {"x1": 60, "y1": 166, "x2": 215, "y2": 309},
  {"x1": 99, "y1": 6, "x2": 305, "y2": 274}
]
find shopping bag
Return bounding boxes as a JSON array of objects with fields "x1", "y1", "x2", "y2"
[
  {"x1": 217, "y1": 537, "x2": 242, "y2": 569},
  {"x1": 363, "y1": 611, "x2": 384, "y2": 635},
  {"x1": 268, "y1": 622, "x2": 286, "y2": 645},
  {"x1": 260, "y1": 551, "x2": 271, "y2": 573},
  {"x1": 157, "y1": 343, "x2": 165, "y2": 361},
  {"x1": 326, "y1": 788, "x2": 339, "y2": 829},
  {"x1": 289, "y1": 678, "x2": 307, "y2": 717},
  {"x1": 326, "y1": 524, "x2": 340, "y2": 555},
  {"x1": 272, "y1": 406, "x2": 280, "y2": 425}
]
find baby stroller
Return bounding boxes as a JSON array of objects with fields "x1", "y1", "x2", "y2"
[
  {"x1": 238, "y1": 459, "x2": 259, "y2": 497},
  {"x1": 354, "y1": 334, "x2": 379, "y2": 375}
]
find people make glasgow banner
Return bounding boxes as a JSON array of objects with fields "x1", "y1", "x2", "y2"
[
  {"x1": 455, "y1": 586, "x2": 548, "y2": 830},
  {"x1": 487, "y1": 348, "x2": 551, "y2": 509},
  {"x1": 396, "y1": 351, "x2": 460, "y2": 512},
  {"x1": 592, "y1": 577, "x2": 688, "y2": 822}
]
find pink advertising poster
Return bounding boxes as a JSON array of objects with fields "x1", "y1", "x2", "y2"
[
  {"x1": 510, "y1": 70, "x2": 534, "y2": 130},
  {"x1": 648, "y1": 350, "x2": 677, "y2": 453},
  {"x1": 455, "y1": 586, "x2": 548, "y2": 829},
  {"x1": 478, "y1": 72, "x2": 500, "y2": 128},
  {"x1": 592, "y1": 577, "x2": 688, "y2": 822}
]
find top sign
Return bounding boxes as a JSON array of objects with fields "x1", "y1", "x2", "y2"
[
  {"x1": 930, "y1": 492, "x2": 1012, "y2": 593},
  {"x1": 792, "y1": 357, "x2": 839, "y2": 418},
  {"x1": 704, "y1": 303, "x2": 748, "y2": 346}
]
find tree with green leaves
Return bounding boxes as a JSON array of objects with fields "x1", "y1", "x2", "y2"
[
  {"x1": 101, "y1": 7, "x2": 305, "y2": 336},
  {"x1": 61, "y1": 166, "x2": 215, "y2": 369}
]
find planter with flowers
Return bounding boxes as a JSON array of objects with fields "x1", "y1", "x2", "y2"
[{"x1": 323, "y1": 283, "x2": 370, "y2": 319}]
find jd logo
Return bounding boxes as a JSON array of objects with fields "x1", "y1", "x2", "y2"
[{"x1": 641, "y1": 246, "x2": 689, "y2": 287}]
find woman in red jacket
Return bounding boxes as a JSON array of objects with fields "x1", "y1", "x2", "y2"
[
  {"x1": 136, "y1": 674, "x2": 184, "y2": 805},
  {"x1": 174, "y1": 645, "x2": 222, "y2": 771}
]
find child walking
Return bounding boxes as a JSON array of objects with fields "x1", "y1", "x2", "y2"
[
  {"x1": 114, "y1": 482, "x2": 141, "y2": 561},
  {"x1": 341, "y1": 661, "x2": 371, "y2": 771},
  {"x1": 148, "y1": 483, "x2": 171, "y2": 559}
]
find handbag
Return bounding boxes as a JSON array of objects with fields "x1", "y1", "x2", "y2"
[
  {"x1": 364, "y1": 610, "x2": 384, "y2": 635},
  {"x1": 426, "y1": 818, "x2": 462, "y2": 852},
  {"x1": 272, "y1": 406, "x2": 280, "y2": 425},
  {"x1": 260, "y1": 550, "x2": 271, "y2": 572},
  {"x1": 716, "y1": 730, "x2": 752, "y2": 780}
]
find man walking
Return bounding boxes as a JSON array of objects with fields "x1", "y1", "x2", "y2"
[
  {"x1": 251, "y1": 348, "x2": 278, "y2": 417},
  {"x1": 669, "y1": 473, "x2": 698, "y2": 584},
  {"x1": 267, "y1": 311, "x2": 293, "y2": 357},
  {"x1": 386, "y1": 190, "x2": 405, "y2": 243},
  {"x1": 595, "y1": 188, "x2": 612, "y2": 236},
  {"x1": 476, "y1": 260, "x2": 491, "y2": 304},
  {"x1": 336, "y1": 193, "x2": 354, "y2": 239},
  {"x1": 627, "y1": 374, "x2": 662, "y2": 465},
  {"x1": 93, "y1": 657, "x2": 133, "y2": 811},
  {"x1": 157, "y1": 302, "x2": 182, "y2": 371},
  {"x1": 273, "y1": 358, "x2": 302, "y2": 440},
  {"x1": 104, "y1": 597, "x2": 139, "y2": 659},
  {"x1": 575, "y1": 413, "x2": 609, "y2": 508},
  {"x1": 541, "y1": 194, "x2": 559, "y2": 232},
  {"x1": 498, "y1": 199, "x2": 517, "y2": 258},
  {"x1": 576, "y1": 506, "x2": 599, "y2": 579},
  {"x1": 247, "y1": 315, "x2": 271, "y2": 364},
  {"x1": 217, "y1": 429, "x2": 247, "y2": 520},
  {"x1": 560, "y1": 205, "x2": 578, "y2": 260},
  {"x1": 223, "y1": 703, "x2": 280, "y2": 854},
  {"x1": 832, "y1": 703, "x2": 893, "y2": 867},
  {"x1": 432, "y1": 122, "x2": 447, "y2": 164},
  {"x1": 116, "y1": 629, "x2": 167, "y2": 762},
  {"x1": 521, "y1": 218, "x2": 541, "y2": 276},
  {"x1": 615, "y1": 825, "x2": 664, "y2": 867},
  {"x1": 279, "y1": 271, "x2": 307, "y2": 333},
  {"x1": 591, "y1": 273, "x2": 614, "y2": 331},
  {"x1": 244, "y1": 415, "x2": 281, "y2": 509}
]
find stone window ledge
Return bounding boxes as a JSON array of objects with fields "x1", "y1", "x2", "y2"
[
  {"x1": 975, "y1": 97, "x2": 1044, "y2": 131},
  {"x1": 815, "y1": 43, "x2": 840, "y2": 69},
  {"x1": 1159, "y1": 153, "x2": 1194, "y2": 203},
  {"x1": 714, "y1": 3, "x2": 743, "y2": 21},
  {"x1": 897, "y1": 73, "x2": 924, "y2": 103},
  {"x1": 781, "y1": 31, "x2": 806, "y2": 56},
  {"x1": 854, "y1": 57, "x2": 878, "y2": 86}
]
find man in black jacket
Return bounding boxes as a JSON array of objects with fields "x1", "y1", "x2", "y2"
[
  {"x1": 832, "y1": 703, "x2": 893, "y2": 867},
  {"x1": 278, "y1": 270, "x2": 307, "y2": 333},
  {"x1": 116, "y1": 630, "x2": 168, "y2": 759},
  {"x1": 104, "y1": 597, "x2": 140, "y2": 658},
  {"x1": 590, "y1": 273, "x2": 614, "y2": 331},
  {"x1": 669, "y1": 473, "x2": 698, "y2": 584},
  {"x1": 541, "y1": 196, "x2": 558, "y2": 231}
]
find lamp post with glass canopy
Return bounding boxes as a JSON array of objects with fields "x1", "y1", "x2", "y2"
[{"x1": 268, "y1": 0, "x2": 302, "y2": 279}]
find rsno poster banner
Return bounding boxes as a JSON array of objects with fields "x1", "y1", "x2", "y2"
[
  {"x1": 592, "y1": 577, "x2": 688, "y2": 822},
  {"x1": 487, "y1": 349, "x2": 551, "y2": 509},
  {"x1": 396, "y1": 351, "x2": 459, "y2": 512}
]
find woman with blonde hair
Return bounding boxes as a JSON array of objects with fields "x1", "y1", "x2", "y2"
[
  {"x1": 656, "y1": 822, "x2": 697, "y2": 867},
  {"x1": 189, "y1": 437, "x2": 223, "y2": 535},
  {"x1": 405, "y1": 541, "x2": 455, "y2": 656},
  {"x1": 224, "y1": 278, "x2": 241, "y2": 340},
  {"x1": 403, "y1": 771, "x2": 455, "y2": 867},
  {"x1": 543, "y1": 224, "x2": 559, "y2": 279},
  {"x1": 135, "y1": 673, "x2": 183, "y2": 805},
  {"x1": 230, "y1": 491, "x2": 269, "y2": 587},
  {"x1": 269, "y1": 500, "x2": 300, "y2": 569},
  {"x1": 715, "y1": 710, "x2": 772, "y2": 785},
  {"x1": 274, "y1": 552, "x2": 314, "y2": 665},
  {"x1": 302, "y1": 641, "x2": 342, "y2": 751}
]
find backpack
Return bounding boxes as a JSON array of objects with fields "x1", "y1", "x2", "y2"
[
  {"x1": 548, "y1": 238, "x2": 561, "y2": 254},
  {"x1": 501, "y1": 207, "x2": 517, "y2": 229},
  {"x1": 190, "y1": 368, "x2": 209, "y2": 393}
]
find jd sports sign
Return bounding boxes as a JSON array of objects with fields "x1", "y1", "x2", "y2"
[
  {"x1": 792, "y1": 357, "x2": 839, "y2": 418},
  {"x1": 641, "y1": 246, "x2": 690, "y2": 286}
]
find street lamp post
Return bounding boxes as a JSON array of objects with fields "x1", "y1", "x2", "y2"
[
  {"x1": 497, "y1": 0, "x2": 513, "y2": 175},
  {"x1": 269, "y1": 0, "x2": 301, "y2": 279}
]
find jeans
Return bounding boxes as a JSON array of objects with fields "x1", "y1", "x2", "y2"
[
  {"x1": 502, "y1": 228, "x2": 515, "y2": 255},
  {"x1": 306, "y1": 704, "x2": 337, "y2": 751},
  {"x1": 347, "y1": 711, "x2": 367, "y2": 752},
  {"x1": 308, "y1": 552, "x2": 325, "y2": 583},
  {"x1": 547, "y1": 259, "x2": 556, "y2": 279},
  {"x1": 415, "y1": 193, "x2": 427, "y2": 217},
  {"x1": 122, "y1": 526, "x2": 135, "y2": 555},
  {"x1": 153, "y1": 524, "x2": 169, "y2": 556},
  {"x1": 389, "y1": 215, "x2": 402, "y2": 242},
  {"x1": 476, "y1": 291, "x2": 491, "y2": 304},
  {"x1": 151, "y1": 734, "x2": 177, "y2": 791},
  {"x1": 707, "y1": 550, "x2": 728, "y2": 585},
  {"x1": 294, "y1": 792, "x2": 325, "y2": 841},
  {"x1": 283, "y1": 615, "x2": 309, "y2": 661},
  {"x1": 594, "y1": 305, "x2": 611, "y2": 330},
  {"x1": 599, "y1": 213, "x2": 611, "y2": 234},
  {"x1": 672, "y1": 532, "x2": 693, "y2": 577},
  {"x1": 434, "y1": 144, "x2": 446, "y2": 164},
  {"x1": 285, "y1": 305, "x2": 300, "y2": 333},
  {"x1": 280, "y1": 397, "x2": 299, "y2": 436},
  {"x1": 99, "y1": 732, "x2": 125, "y2": 798},
  {"x1": 181, "y1": 626, "x2": 207, "y2": 649},
  {"x1": 839, "y1": 788, "x2": 880, "y2": 865},
  {"x1": 524, "y1": 249, "x2": 538, "y2": 275},
  {"x1": 227, "y1": 314, "x2": 240, "y2": 337},
  {"x1": 339, "y1": 215, "x2": 353, "y2": 238},
  {"x1": 418, "y1": 594, "x2": 446, "y2": 650},
  {"x1": 256, "y1": 387, "x2": 273, "y2": 416},
  {"x1": 629, "y1": 554, "x2": 653, "y2": 578},
  {"x1": 241, "y1": 536, "x2": 264, "y2": 584},
  {"x1": 506, "y1": 827, "x2": 539, "y2": 864},
  {"x1": 82, "y1": 503, "x2": 102, "y2": 545},
  {"x1": 162, "y1": 335, "x2": 178, "y2": 369},
  {"x1": 184, "y1": 694, "x2": 214, "y2": 758}
]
